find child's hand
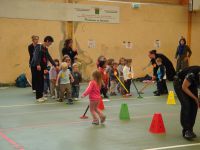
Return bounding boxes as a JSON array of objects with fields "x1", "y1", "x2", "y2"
[
  {"x1": 37, "y1": 65, "x2": 41, "y2": 71},
  {"x1": 44, "y1": 70, "x2": 48, "y2": 74},
  {"x1": 114, "y1": 71, "x2": 117, "y2": 76},
  {"x1": 71, "y1": 78, "x2": 74, "y2": 83}
]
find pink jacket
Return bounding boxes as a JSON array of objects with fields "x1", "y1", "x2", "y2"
[{"x1": 82, "y1": 80, "x2": 101, "y2": 101}]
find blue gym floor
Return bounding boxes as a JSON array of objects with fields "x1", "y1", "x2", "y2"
[{"x1": 0, "y1": 82, "x2": 200, "y2": 150}]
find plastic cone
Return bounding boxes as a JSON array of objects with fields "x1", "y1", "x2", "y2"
[
  {"x1": 167, "y1": 91, "x2": 176, "y2": 105},
  {"x1": 149, "y1": 113, "x2": 166, "y2": 134},
  {"x1": 119, "y1": 103, "x2": 130, "y2": 120},
  {"x1": 98, "y1": 98, "x2": 105, "y2": 110}
]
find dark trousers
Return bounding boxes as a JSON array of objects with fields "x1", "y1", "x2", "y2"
[
  {"x1": 72, "y1": 85, "x2": 80, "y2": 98},
  {"x1": 31, "y1": 66, "x2": 37, "y2": 90},
  {"x1": 101, "y1": 86, "x2": 108, "y2": 98},
  {"x1": 124, "y1": 79, "x2": 131, "y2": 94},
  {"x1": 34, "y1": 67, "x2": 44, "y2": 99},
  {"x1": 173, "y1": 78, "x2": 198, "y2": 134},
  {"x1": 157, "y1": 79, "x2": 168, "y2": 94}
]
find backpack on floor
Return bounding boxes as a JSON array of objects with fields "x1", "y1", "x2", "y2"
[{"x1": 15, "y1": 74, "x2": 29, "y2": 88}]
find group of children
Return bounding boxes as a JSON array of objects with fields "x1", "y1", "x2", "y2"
[{"x1": 44, "y1": 55, "x2": 82, "y2": 104}]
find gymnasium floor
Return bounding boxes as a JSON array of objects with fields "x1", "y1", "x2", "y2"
[{"x1": 0, "y1": 82, "x2": 200, "y2": 150}]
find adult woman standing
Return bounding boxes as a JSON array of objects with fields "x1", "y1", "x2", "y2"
[
  {"x1": 173, "y1": 66, "x2": 200, "y2": 140},
  {"x1": 62, "y1": 39, "x2": 78, "y2": 64},
  {"x1": 175, "y1": 38, "x2": 192, "y2": 72}
]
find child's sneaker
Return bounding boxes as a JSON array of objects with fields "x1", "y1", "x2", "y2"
[
  {"x1": 92, "y1": 120, "x2": 99, "y2": 125},
  {"x1": 74, "y1": 98, "x2": 79, "y2": 101},
  {"x1": 57, "y1": 99, "x2": 63, "y2": 102},
  {"x1": 51, "y1": 96, "x2": 56, "y2": 99},
  {"x1": 42, "y1": 97, "x2": 48, "y2": 101},
  {"x1": 36, "y1": 98, "x2": 45, "y2": 102},
  {"x1": 100, "y1": 115, "x2": 106, "y2": 124},
  {"x1": 67, "y1": 99, "x2": 73, "y2": 104}
]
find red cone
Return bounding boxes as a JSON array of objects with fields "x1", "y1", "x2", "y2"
[{"x1": 149, "y1": 113, "x2": 166, "y2": 134}]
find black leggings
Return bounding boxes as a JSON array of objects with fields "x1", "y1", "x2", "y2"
[
  {"x1": 34, "y1": 67, "x2": 44, "y2": 99},
  {"x1": 173, "y1": 78, "x2": 198, "y2": 134},
  {"x1": 124, "y1": 79, "x2": 131, "y2": 94}
]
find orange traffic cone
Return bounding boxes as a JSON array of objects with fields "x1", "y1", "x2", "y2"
[
  {"x1": 98, "y1": 98, "x2": 105, "y2": 110},
  {"x1": 149, "y1": 113, "x2": 166, "y2": 134}
]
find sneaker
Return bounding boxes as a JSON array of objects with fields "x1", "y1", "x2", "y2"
[
  {"x1": 153, "y1": 90, "x2": 158, "y2": 94},
  {"x1": 74, "y1": 98, "x2": 79, "y2": 101},
  {"x1": 42, "y1": 97, "x2": 48, "y2": 101},
  {"x1": 36, "y1": 98, "x2": 45, "y2": 102},
  {"x1": 184, "y1": 131, "x2": 196, "y2": 140},
  {"x1": 92, "y1": 120, "x2": 99, "y2": 125},
  {"x1": 51, "y1": 96, "x2": 56, "y2": 99},
  {"x1": 32, "y1": 90, "x2": 36, "y2": 93},
  {"x1": 100, "y1": 115, "x2": 106, "y2": 124},
  {"x1": 67, "y1": 99, "x2": 73, "y2": 104},
  {"x1": 57, "y1": 99, "x2": 63, "y2": 102},
  {"x1": 154, "y1": 93, "x2": 160, "y2": 96}
]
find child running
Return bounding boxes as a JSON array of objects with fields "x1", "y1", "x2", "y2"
[{"x1": 81, "y1": 70, "x2": 106, "y2": 125}]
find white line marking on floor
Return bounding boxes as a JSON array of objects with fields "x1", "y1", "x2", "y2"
[
  {"x1": 144, "y1": 143, "x2": 200, "y2": 150},
  {"x1": 0, "y1": 95, "x2": 165, "y2": 108},
  {"x1": 0, "y1": 102, "x2": 162, "y2": 116}
]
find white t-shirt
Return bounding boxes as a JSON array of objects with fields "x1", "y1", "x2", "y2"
[
  {"x1": 123, "y1": 66, "x2": 134, "y2": 80},
  {"x1": 58, "y1": 69, "x2": 71, "y2": 84}
]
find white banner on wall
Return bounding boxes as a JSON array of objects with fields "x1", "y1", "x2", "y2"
[
  {"x1": 0, "y1": 0, "x2": 120, "y2": 23},
  {"x1": 72, "y1": 4, "x2": 120, "y2": 23}
]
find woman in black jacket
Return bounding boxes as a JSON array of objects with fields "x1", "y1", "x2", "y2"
[
  {"x1": 62, "y1": 39, "x2": 78, "y2": 64},
  {"x1": 148, "y1": 50, "x2": 176, "y2": 81}
]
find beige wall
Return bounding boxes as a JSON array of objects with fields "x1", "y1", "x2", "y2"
[
  {"x1": 74, "y1": 1, "x2": 189, "y2": 79},
  {"x1": 191, "y1": 12, "x2": 200, "y2": 65},
  {"x1": 0, "y1": 18, "x2": 66, "y2": 83},
  {"x1": 0, "y1": 0, "x2": 199, "y2": 84}
]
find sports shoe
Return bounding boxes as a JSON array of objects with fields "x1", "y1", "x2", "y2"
[
  {"x1": 57, "y1": 99, "x2": 63, "y2": 102},
  {"x1": 32, "y1": 90, "x2": 36, "y2": 93},
  {"x1": 100, "y1": 115, "x2": 106, "y2": 124},
  {"x1": 74, "y1": 98, "x2": 79, "y2": 101},
  {"x1": 42, "y1": 97, "x2": 48, "y2": 101},
  {"x1": 184, "y1": 131, "x2": 196, "y2": 140},
  {"x1": 92, "y1": 120, "x2": 99, "y2": 125},
  {"x1": 36, "y1": 98, "x2": 45, "y2": 102},
  {"x1": 51, "y1": 96, "x2": 56, "y2": 99}
]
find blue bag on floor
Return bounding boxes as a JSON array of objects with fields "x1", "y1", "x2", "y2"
[{"x1": 15, "y1": 74, "x2": 29, "y2": 88}]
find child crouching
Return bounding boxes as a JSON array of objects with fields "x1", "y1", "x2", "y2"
[
  {"x1": 81, "y1": 70, "x2": 106, "y2": 125},
  {"x1": 56, "y1": 62, "x2": 74, "y2": 104}
]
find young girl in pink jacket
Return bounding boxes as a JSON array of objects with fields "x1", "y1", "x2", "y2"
[{"x1": 81, "y1": 70, "x2": 106, "y2": 125}]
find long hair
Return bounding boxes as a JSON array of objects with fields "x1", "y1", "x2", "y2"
[
  {"x1": 64, "y1": 39, "x2": 72, "y2": 48},
  {"x1": 92, "y1": 70, "x2": 102, "y2": 87}
]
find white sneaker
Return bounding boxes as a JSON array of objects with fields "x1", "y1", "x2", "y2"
[
  {"x1": 74, "y1": 98, "x2": 79, "y2": 101},
  {"x1": 32, "y1": 90, "x2": 36, "y2": 93},
  {"x1": 36, "y1": 98, "x2": 45, "y2": 102},
  {"x1": 51, "y1": 96, "x2": 56, "y2": 99},
  {"x1": 42, "y1": 97, "x2": 48, "y2": 101}
]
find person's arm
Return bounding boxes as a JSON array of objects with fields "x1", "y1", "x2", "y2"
[
  {"x1": 79, "y1": 73, "x2": 82, "y2": 82},
  {"x1": 175, "y1": 47, "x2": 179, "y2": 59},
  {"x1": 187, "y1": 45, "x2": 192, "y2": 58},
  {"x1": 69, "y1": 73, "x2": 74, "y2": 83},
  {"x1": 62, "y1": 48, "x2": 66, "y2": 56},
  {"x1": 182, "y1": 76, "x2": 199, "y2": 106},
  {"x1": 82, "y1": 81, "x2": 94, "y2": 97},
  {"x1": 28, "y1": 45, "x2": 33, "y2": 65},
  {"x1": 159, "y1": 65, "x2": 165, "y2": 81},
  {"x1": 46, "y1": 50, "x2": 56, "y2": 67},
  {"x1": 123, "y1": 67, "x2": 128, "y2": 81},
  {"x1": 56, "y1": 72, "x2": 61, "y2": 86}
]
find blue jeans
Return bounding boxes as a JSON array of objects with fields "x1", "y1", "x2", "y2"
[{"x1": 72, "y1": 85, "x2": 80, "y2": 98}]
